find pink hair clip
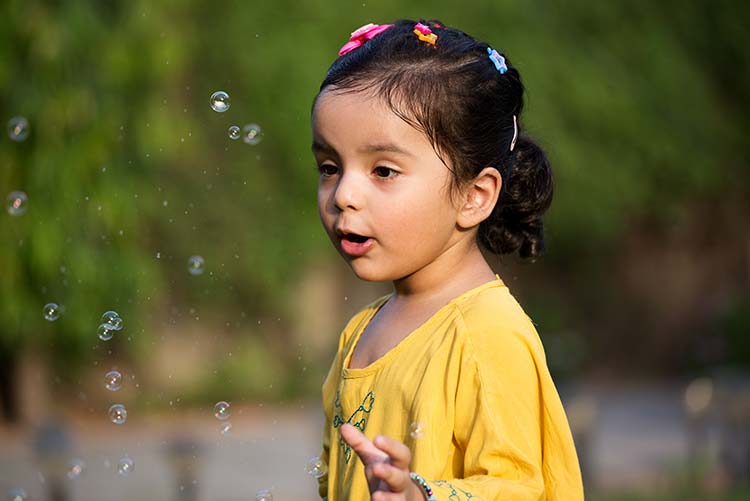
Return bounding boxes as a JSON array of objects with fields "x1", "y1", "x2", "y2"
[
  {"x1": 413, "y1": 22, "x2": 437, "y2": 46},
  {"x1": 338, "y1": 22, "x2": 394, "y2": 56}
]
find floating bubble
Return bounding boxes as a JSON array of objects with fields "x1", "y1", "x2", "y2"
[
  {"x1": 7, "y1": 116, "x2": 30, "y2": 141},
  {"x1": 228, "y1": 125, "x2": 241, "y2": 140},
  {"x1": 98, "y1": 324, "x2": 114, "y2": 341},
  {"x1": 242, "y1": 124, "x2": 262, "y2": 145},
  {"x1": 6, "y1": 191, "x2": 28, "y2": 216},
  {"x1": 6, "y1": 488, "x2": 28, "y2": 501},
  {"x1": 255, "y1": 489, "x2": 273, "y2": 501},
  {"x1": 105, "y1": 370, "x2": 123, "y2": 391},
  {"x1": 101, "y1": 310, "x2": 123, "y2": 331},
  {"x1": 304, "y1": 455, "x2": 327, "y2": 479},
  {"x1": 117, "y1": 456, "x2": 134, "y2": 476},
  {"x1": 108, "y1": 403, "x2": 127, "y2": 424},
  {"x1": 187, "y1": 255, "x2": 205, "y2": 276},
  {"x1": 684, "y1": 377, "x2": 713, "y2": 415},
  {"x1": 220, "y1": 421, "x2": 232, "y2": 435},
  {"x1": 210, "y1": 91, "x2": 230, "y2": 112},
  {"x1": 67, "y1": 458, "x2": 86, "y2": 480},
  {"x1": 409, "y1": 421, "x2": 424, "y2": 439},
  {"x1": 214, "y1": 401, "x2": 230, "y2": 420},
  {"x1": 43, "y1": 303, "x2": 61, "y2": 321}
]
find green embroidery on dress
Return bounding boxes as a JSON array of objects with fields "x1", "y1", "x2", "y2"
[
  {"x1": 332, "y1": 390, "x2": 375, "y2": 463},
  {"x1": 433, "y1": 480, "x2": 480, "y2": 500}
]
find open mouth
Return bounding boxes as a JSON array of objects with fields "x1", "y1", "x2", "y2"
[
  {"x1": 342, "y1": 233, "x2": 370, "y2": 244},
  {"x1": 339, "y1": 231, "x2": 375, "y2": 257}
]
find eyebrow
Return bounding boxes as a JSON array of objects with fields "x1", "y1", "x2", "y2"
[{"x1": 311, "y1": 139, "x2": 414, "y2": 158}]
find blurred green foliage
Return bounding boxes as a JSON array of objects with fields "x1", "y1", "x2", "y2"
[{"x1": 0, "y1": 0, "x2": 747, "y2": 403}]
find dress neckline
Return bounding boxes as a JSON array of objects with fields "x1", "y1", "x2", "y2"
[{"x1": 342, "y1": 274, "x2": 506, "y2": 378}]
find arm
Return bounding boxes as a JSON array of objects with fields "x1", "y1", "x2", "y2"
[
  {"x1": 318, "y1": 356, "x2": 338, "y2": 499},
  {"x1": 318, "y1": 307, "x2": 361, "y2": 499},
  {"x1": 317, "y1": 412, "x2": 330, "y2": 499},
  {"x1": 421, "y1": 317, "x2": 583, "y2": 500}
]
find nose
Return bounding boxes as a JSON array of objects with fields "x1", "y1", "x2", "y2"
[{"x1": 333, "y1": 171, "x2": 362, "y2": 211}]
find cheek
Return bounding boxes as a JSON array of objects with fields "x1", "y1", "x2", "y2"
[
  {"x1": 317, "y1": 185, "x2": 335, "y2": 228},
  {"x1": 406, "y1": 181, "x2": 454, "y2": 220},
  {"x1": 379, "y1": 197, "x2": 438, "y2": 238},
  {"x1": 316, "y1": 183, "x2": 328, "y2": 211}
]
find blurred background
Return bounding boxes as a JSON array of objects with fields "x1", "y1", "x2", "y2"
[{"x1": 0, "y1": 0, "x2": 748, "y2": 499}]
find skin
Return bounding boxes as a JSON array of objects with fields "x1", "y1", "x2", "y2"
[{"x1": 312, "y1": 88, "x2": 503, "y2": 500}]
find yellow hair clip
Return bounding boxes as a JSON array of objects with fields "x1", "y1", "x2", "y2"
[{"x1": 413, "y1": 22, "x2": 437, "y2": 46}]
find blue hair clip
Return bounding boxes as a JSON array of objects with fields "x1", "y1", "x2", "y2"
[{"x1": 487, "y1": 47, "x2": 507, "y2": 74}]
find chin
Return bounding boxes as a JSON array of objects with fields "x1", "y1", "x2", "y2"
[{"x1": 346, "y1": 260, "x2": 397, "y2": 283}]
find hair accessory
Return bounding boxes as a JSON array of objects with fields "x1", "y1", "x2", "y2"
[
  {"x1": 510, "y1": 114, "x2": 518, "y2": 151},
  {"x1": 413, "y1": 22, "x2": 438, "y2": 46},
  {"x1": 487, "y1": 47, "x2": 507, "y2": 74},
  {"x1": 409, "y1": 472, "x2": 436, "y2": 501},
  {"x1": 339, "y1": 23, "x2": 395, "y2": 56}
]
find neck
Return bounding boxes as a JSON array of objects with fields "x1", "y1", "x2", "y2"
[{"x1": 390, "y1": 238, "x2": 497, "y2": 304}]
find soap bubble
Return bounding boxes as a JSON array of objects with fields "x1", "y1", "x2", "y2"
[
  {"x1": 187, "y1": 255, "x2": 205, "y2": 275},
  {"x1": 242, "y1": 123, "x2": 262, "y2": 145},
  {"x1": 43, "y1": 303, "x2": 61, "y2": 321},
  {"x1": 67, "y1": 458, "x2": 86, "y2": 480},
  {"x1": 220, "y1": 422, "x2": 232, "y2": 435},
  {"x1": 255, "y1": 489, "x2": 273, "y2": 501},
  {"x1": 7, "y1": 116, "x2": 29, "y2": 141},
  {"x1": 409, "y1": 421, "x2": 424, "y2": 439},
  {"x1": 101, "y1": 310, "x2": 123, "y2": 331},
  {"x1": 117, "y1": 456, "x2": 134, "y2": 476},
  {"x1": 228, "y1": 125, "x2": 240, "y2": 140},
  {"x1": 304, "y1": 455, "x2": 327, "y2": 479},
  {"x1": 108, "y1": 403, "x2": 127, "y2": 424},
  {"x1": 6, "y1": 191, "x2": 28, "y2": 216},
  {"x1": 210, "y1": 91, "x2": 230, "y2": 112},
  {"x1": 97, "y1": 324, "x2": 114, "y2": 341},
  {"x1": 214, "y1": 401, "x2": 230, "y2": 420},
  {"x1": 105, "y1": 370, "x2": 123, "y2": 391},
  {"x1": 6, "y1": 488, "x2": 28, "y2": 501}
]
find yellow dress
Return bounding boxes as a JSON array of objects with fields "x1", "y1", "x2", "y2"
[{"x1": 318, "y1": 276, "x2": 584, "y2": 500}]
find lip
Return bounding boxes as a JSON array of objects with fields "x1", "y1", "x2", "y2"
[
  {"x1": 340, "y1": 236, "x2": 375, "y2": 257},
  {"x1": 335, "y1": 224, "x2": 375, "y2": 257},
  {"x1": 336, "y1": 225, "x2": 365, "y2": 237}
]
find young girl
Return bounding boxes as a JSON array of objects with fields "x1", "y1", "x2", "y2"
[{"x1": 311, "y1": 18, "x2": 584, "y2": 500}]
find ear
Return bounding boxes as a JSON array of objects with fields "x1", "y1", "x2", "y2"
[{"x1": 456, "y1": 167, "x2": 502, "y2": 229}]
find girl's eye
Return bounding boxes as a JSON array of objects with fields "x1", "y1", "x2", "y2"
[
  {"x1": 374, "y1": 166, "x2": 398, "y2": 178},
  {"x1": 318, "y1": 164, "x2": 339, "y2": 176}
]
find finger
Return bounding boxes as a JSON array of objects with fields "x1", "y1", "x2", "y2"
[
  {"x1": 373, "y1": 434, "x2": 412, "y2": 470},
  {"x1": 340, "y1": 423, "x2": 388, "y2": 464},
  {"x1": 372, "y1": 462, "x2": 412, "y2": 492}
]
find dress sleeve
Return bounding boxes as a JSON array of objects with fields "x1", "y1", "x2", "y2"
[
  {"x1": 317, "y1": 300, "x2": 382, "y2": 499},
  {"x1": 421, "y1": 312, "x2": 583, "y2": 500},
  {"x1": 318, "y1": 343, "x2": 339, "y2": 499},
  {"x1": 317, "y1": 414, "x2": 330, "y2": 499}
]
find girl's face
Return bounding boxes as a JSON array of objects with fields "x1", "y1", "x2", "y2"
[{"x1": 312, "y1": 89, "x2": 465, "y2": 283}]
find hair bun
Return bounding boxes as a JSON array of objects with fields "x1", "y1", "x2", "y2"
[{"x1": 479, "y1": 134, "x2": 553, "y2": 260}]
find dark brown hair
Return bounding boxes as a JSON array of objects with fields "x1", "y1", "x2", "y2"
[{"x1": 313, "y1": 18, "x2": 553, "y2": 259}]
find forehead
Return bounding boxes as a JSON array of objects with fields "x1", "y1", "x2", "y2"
[{"x1": 311, "y1": 89, "x2": 431, "y2": 155}]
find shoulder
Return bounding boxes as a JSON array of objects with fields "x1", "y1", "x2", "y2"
[
  {"x1": 323, "y1": 293, "x2": 391, "y2": 395},
  {"x1": 336, "y1": 293, "x2": 391, "y2": 348},
  {"x1": 452, "y1": 283, "x2": 545, "y2": 365}
]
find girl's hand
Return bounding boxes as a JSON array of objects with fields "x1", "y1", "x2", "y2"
[{"x1": 340, "y1": 423, "x2": 427, "y2": 501}]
